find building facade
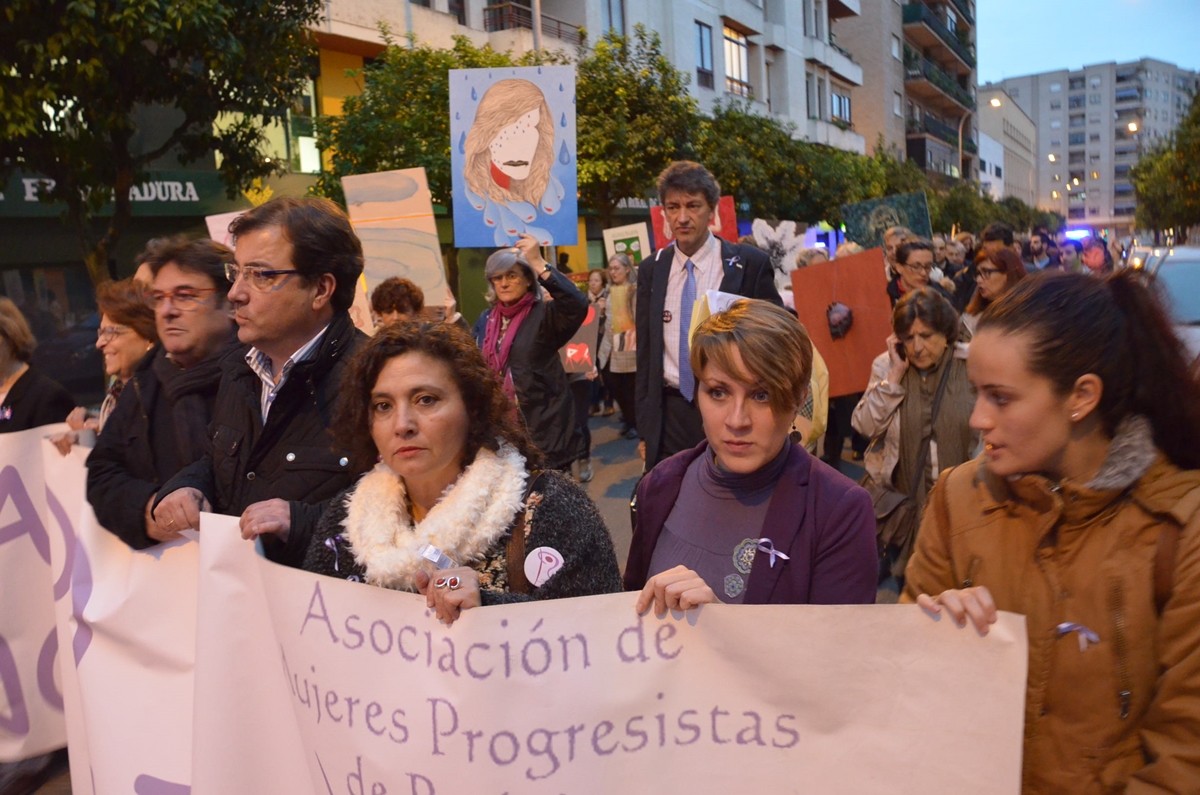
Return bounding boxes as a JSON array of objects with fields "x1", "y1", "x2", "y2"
[
  {"x1": 989, "y1": 58, "x2": 1200, "y2": 234},
  {"x1": 834, "y1": 0, "x2": 977, "y2": 180},
  {"x1": 976, "y1": 87, "x2": 1035, "y2": 206},
  {"x1": 976, "y1": 130, "x2": 1003, "y2": 201},
  {"x1": 310, "y1": 0, "x2": 868, "y2": 155}
]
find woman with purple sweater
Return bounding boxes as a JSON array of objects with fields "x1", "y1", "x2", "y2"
[{"x1": 625, "y1": 300, "x2": 878, "y2": 610}]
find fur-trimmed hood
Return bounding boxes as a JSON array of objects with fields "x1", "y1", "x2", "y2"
[{"x1": 342, "y1": 443, "x2": 528, "y2": 590}]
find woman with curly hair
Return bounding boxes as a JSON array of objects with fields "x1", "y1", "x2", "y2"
[{"x1": 303, "y1": 320, "x2": 621, "y2": 623}]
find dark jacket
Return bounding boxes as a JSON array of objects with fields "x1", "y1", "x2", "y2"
[
  {"x1": 155, "y1": 311, "x2": 366, "y2": 566},
  {"x1": 635, "y1": 238, "x2": 782, "y2": 466},
  {"x1": 0, "y1": 366, "x2": 75, "y2": 433},
  {"x1": 626, "y1": 441, "x2": 878, "y2": 605},
  {"x1": 305, "y1": 468, "x2": 622, "y2": 604},
  {"x1": 473, "y1": 268, "x2": 588, "y2": 469},
  {"x1": 887, "y1": 274, "x2": 954, "y2": 308},
  {"x1": 86, "y1": 342, "x2": 230, "y2": 549}
]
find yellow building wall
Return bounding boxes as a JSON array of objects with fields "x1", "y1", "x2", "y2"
[
  {"x1": 317, "y1": 48, "x2": 365, "y2": 169},
  {"x1": 556, "y1": 220, "x2": 590, "y2": 273}
]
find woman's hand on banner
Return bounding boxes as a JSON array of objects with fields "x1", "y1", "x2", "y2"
[
  {"x1": 415, "y1": 567, "x2": 482, "y2": 625},
  {"x1": 239, "y1": 499, "x2": 292, "y2": 542},
  {"x1": 917, "y1": 586, "x2": 997, "y2": 634},
  {"x1": 637, "y1": 565, "x2": 719, "y2": 615},
  {"x1": 153, "y1": 487, "x2": 211, "y2": 533}
]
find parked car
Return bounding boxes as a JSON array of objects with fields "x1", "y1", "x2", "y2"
[
  {"x1": 1148, "y1": 247, "x2": 1200, "y2": 362},
  {"x1": 31, "y1": 312, "x2": 106, "y2": 408}
]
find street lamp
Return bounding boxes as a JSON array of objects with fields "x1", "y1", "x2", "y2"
[
  {"x1": 957, "y1": 110, "x2": 973, "y2": 180},
  {"x1": 1048, "y1": 153, "x2": 1057, "y2": 162},
  {"x1": 989, "y1": 97, "x2": 1002, "y2": 108},
  {"x1": 1128, "y1": 121, "x2": 1139, "y2": 132}
]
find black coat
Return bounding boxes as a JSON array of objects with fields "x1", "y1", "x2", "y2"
[
  {"x1": 0, "y1": 367, "x2": 74, "y2": 433},
  {"x1": 635, "y1": 238, "x2": 782, "y2": 467},
  {"x1": 473, "y1": 268, "x2": 588, "y2": 469},
  {"x1": 86, "y1": 343, "x2": 229, "y2": 549},
  {"x1": 155, "y1": 311, "x2": 366, "y2": 566}
]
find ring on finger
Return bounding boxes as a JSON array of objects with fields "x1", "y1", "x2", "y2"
[
  {"x1": 448, "y1": 576, "x2": 461, "y2": 590},
  {"x1": 434, "y1": 577, "x2": 448, "y2": 589}
]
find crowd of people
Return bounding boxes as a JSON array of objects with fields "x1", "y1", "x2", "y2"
[{"x1": 2, "y1": 159, "x2": 1199, "y2": 795}]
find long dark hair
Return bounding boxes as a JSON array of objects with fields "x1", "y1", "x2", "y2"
[
  {"x1": 333, "y1": 320, "x2": 541, "y2": 476},
  {"x1": 978, "y1": 270, "x2": 1200, "y2": 469}
]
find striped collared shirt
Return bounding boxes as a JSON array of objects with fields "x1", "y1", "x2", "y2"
[
  {"x1": 662, "y1": 232, "x2": 724, "y2": 389},
  {"x1": 245, "y1": 325, "x2": 329, "y2": 423}
]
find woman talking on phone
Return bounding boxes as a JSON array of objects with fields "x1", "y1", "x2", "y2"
[
  {"x1": 852, "y1": 288, "x2": 977, "y2": 586},
  {"x1": 904, "y1": 271, "x2": 1200, "y2": 794}
]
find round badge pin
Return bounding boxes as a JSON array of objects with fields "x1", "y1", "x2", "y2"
[{"x1": 524, "y1": 546, "x2": 565, "y2": 588}]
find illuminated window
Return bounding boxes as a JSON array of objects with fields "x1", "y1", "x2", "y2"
[
  {"x1": 1051, "y1": 191, "x2": 1061, "y2": 199},
  {"x1": 723, "y1": 26, "x2": 752, "y2": 97}
]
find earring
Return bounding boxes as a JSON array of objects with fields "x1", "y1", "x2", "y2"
[{"x1": 1071, "y1": 412, "x2": 1079, "y2": 420}]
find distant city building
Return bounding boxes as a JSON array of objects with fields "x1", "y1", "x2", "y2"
[
  {"x1": 835, "y1": 0, "x2": 978, "y2": 180},
  {"x1": 976, "y1": 130, "x2": 1004, "y2": 201},
  {"x1": 307, "y1": 0, "x2": 869, "y2": 156},
  {"x1": 977, "y1": 88, "x2": 1035, "y2": 206},
  {"x1": 988, "y1": 58, "x2": 1200, "y2": 234}
]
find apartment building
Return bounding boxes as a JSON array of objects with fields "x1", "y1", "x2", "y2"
[
  {"x1": 976, "y1": 87, "x2": 1035, "y2": 206},
  {"x1": 991, "y1": 58, "x2": 1200, "y2": 234},
  {"x1": 834, "y1": 0, "x2": 978, "y2": 180},
  {"x1": 976, "y1": 130, "x2": 1003, "y2": 201},
  {"x1": 302, "y1": 0, "x2": 869, "y2": 163}
]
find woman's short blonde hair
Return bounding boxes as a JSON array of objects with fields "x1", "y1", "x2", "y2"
[
  {"x1": 690, "y1": 299, "x2": 812, "y2": 418},
  {"x1": 0, "y1": 298, "x2": 36, "y2": 362}
]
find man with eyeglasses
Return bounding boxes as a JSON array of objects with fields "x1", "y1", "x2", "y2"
[
  {"x1": 85, "y1": 237, "x2": 237, "y2": 548},
  {"x1": 153, "y1": 197, "x2": 366, "y2": 566}
]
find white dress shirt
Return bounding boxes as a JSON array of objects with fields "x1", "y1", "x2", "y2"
[{"x1": 662, "y1": 232, "x2": 724, "y2": 389}]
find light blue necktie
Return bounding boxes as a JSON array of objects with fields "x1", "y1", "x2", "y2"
[{"x1": 678, "y1": 259, "x2": 696, "y2": 402}]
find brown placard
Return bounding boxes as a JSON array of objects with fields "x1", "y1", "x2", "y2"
[{"x1": 791, "y1": 247, "x2": 892, "y2": 398}]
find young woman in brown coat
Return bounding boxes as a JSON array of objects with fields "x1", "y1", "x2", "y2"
[{"x1": 904, "y1": 270, "x2": 1200, "y2": 795}]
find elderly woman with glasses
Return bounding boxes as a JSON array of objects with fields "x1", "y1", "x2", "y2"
[
  {"x1": 91, "y1": 278, "x2": 159, "y2": 429},
  {"x1": 886, "y1": 239, "x2": 952, "y2": 308},
  {"x1": 472, "y1": 233, "x2": 588, "y2": 471}
]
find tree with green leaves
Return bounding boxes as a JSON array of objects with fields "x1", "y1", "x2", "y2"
[
  {"x1": 313, "y1": 33, "x2": 564, "y2": 207},
  {"x1": 1132, "y1": 92, "x2": 1200, "y2": 241},
  {"x1": 1, "y1": 0, "x2": 323, "y2": 285},
  {"x1": 694, "y1": 100, "x2": 803, "y2": 220},
  {"x1": 575, "y1": 26, "x2": 697, "y2": 228}
]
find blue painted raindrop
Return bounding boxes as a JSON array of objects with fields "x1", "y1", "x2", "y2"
[
  {"x1": 560, "y1": 112, "x2": 567, "y2": 128},
  {"x1": 558, "y1": 141, "x2": 571, "y2": 165},
  {"x1": 537, "y1": 67, "x2": 543, "y2": 74},
  {"x1": 458, "y1": 131, "x2": 466, "y2": 154},
  {"x1": 471, "y1": 86, "x2": 477, "y2": 101},
  {"x1": 455, "y1": 111, "x2": 460, "y2": 120},
  {"x1": 558, "y1": 83, "x2": 564, "y2": 91}
]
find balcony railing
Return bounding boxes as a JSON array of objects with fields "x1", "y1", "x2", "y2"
[
  {"x1": 907, "y1": 116, "x2": 977, "y2": 153},
  {"x1": 904, "y1": 46, "x2": 975, "y2": 110},
  {"x1": 902, "y1": 3, "x2": 976, "y2": 69},
  {"x1": 483, "y1": 3, "x2": 583, "y2": 46},
  {"x1": 947, "y1": 0, "x2": 974, "y2": 26}
]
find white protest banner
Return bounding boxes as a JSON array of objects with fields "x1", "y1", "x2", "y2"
[
  {"x1": 0, "y1": 427, "x2": 67, "y2": 762},
  {"x1": 192, "y1": 514, "x2": 316, "y2": 795},
  {"x1": 39, "y1": 438, "x2": 198, "y2": 795},
  {"x1": 194, "y1": 513, "x2": 1028, "y2": 794}
]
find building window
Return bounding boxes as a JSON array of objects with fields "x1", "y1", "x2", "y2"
[
  {"x1": 1069, "y1": 95, "x2": 1086, "y2": 109},
  {"x1": 806, "y1": 71, "x2": 817, "y2": 119},
  {"x1": 601, "y1": 0, "x2": 625, "y2": 35},
  {"x1": 1090, "y1": 76, "x2": 1101, "y2": 88},
  {"x1": 1089, "y1": 114, "x2": 1100, "y2": 124},
  {"x1": 1049, "y1": 83, "x2": 1060, "y2": 92},
  {"x1": 1114, "y1": 205, "x2": 1136, "y2": 217},
  {"x1": 1069, "y1": 132, "x2": 1085, "y2": 145},
  {"x1": 1115, "y1": 87, "x2": 1140, "y2": 102},
  {"x1": 448, "y1": 0, "x2": 465, "y2": 24},
  {"x1": 1089, "y1": 152, "x2": 1101, "y2": 163},
  {"x1": 695, "y1": 22, "x2": 714, "y2": 89},
  {"x1": 1051, "y1": 138, "x2": 1062, "y2": 147},
  {"x1": 1089, "y1": 133, "x2": 1100, "y2": 142},
  {"x1": 1053, "y1": 174, "x2": 1061, "y2": 181},
  {"x1": 1050, "y1": 100, "x2": 1062, "y2": 110},
  {"x1": 1069, "y1": 208, "x2": 1086, "y2": 218},
  {"x1": 1088, "y1": 207, "x2": 1100, "y2": 216},
  {"x1": 894, "y1": 92, "x2": 903, "y2": 116},
  {"x1": 1052, "y1": 190, "x2": 1061, "y2": 199},
  {"x1": 1089, "y1": 93, "x2": 1101, "y2": 104},
  {"x1": 979, "y1": 158, "x2": 987, "y2": 171},
  {"x1": 1069, "y1": 114, "x2": 1085, "y2": 128},
  {"x1": 1011, "y1": 87, "x2": 1021, "y2": 98},
  {"x1": 1069, "y1": 151, "x2": 1085, "y2": 165},
  {"x1": 1114, "y1": 164, "x2": 1132, "y2": 178},
  {"x1": 813, "y1": 0, "x2": 826, "y2": 41},
  {"x1": 892, "y1": 35, "x2": 901, "y2": 60},
  {"x1": 1050, "y1": 119, "x2": 1062, "y2": 129},
  {"x1": 831, "y1": 91, "x2": 852, "y2": 124},
  {"x1": 1069, "y1": 76, "x2": 1085, "y2": 90},
  {"x1": 723, "y1": 26, "x2": 752, "y2": 97},
  {"x1": 995, "y1": 166, "x2": 1002, "y2": 178}
]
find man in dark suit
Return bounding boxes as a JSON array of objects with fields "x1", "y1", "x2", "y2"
[{"x1": 636, "y1": 161, "x2": 782, "y2": 470}]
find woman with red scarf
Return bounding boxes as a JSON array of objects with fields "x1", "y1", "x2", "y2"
[{"x1": 473, "y1": 233, "x2": 588, "y2": 470}]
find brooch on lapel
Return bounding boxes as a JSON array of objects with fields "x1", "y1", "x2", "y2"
[{"x1": 662, "y1": 310, "x2": 673, "y2": 324}]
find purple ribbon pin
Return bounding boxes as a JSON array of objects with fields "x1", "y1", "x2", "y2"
[
  {"x1": 1056, "y1": 622, "x2": 1100, "y2": 652},
  {"x1": 756, "y1": 539, "x2": 790, "y2": 568}
]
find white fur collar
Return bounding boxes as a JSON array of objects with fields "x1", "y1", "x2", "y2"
[{"x1": 342, "y1": 443, "x2": 528, "y2": 590}]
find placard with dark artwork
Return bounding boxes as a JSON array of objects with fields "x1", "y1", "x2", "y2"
[{"x1": 841, "y1": 192, "x2": 933, "y2": 248}]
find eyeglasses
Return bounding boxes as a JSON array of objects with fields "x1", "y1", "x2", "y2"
[
  {"x1": 489, "y1": 271, "x2": 526, "y2": 285},
  {"x1": 902, "y1": 262, "x2": 934, "y2": 273},
  {"x1": 225, "y1": 262, "x2": 301, "y2": 292},
  {"x1": 976, "y1": 267, "x2": 1003, "y2": 279},
  {"x1": 97, "y1": 325, "x2": 132, "y2": 344},
  {"x1": 148, "y1": 287, "x2": 221, "y2": 311}
]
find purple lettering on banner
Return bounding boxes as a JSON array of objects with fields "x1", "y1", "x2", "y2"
[
  {"x1": 0, "y1": 466, "x2": 50, "y2": 564},
  {"x1": 45, "y1": 485, "x2": 92, "y2": 665},
  {"x1": 132, "y1": 775, "x2": 190, "y2": 795},
  {"x1": 36, "y1": 629, "x2": 63, "y2": 711},
  {"x1": 0, "y1": 634, "x2": 30, "y2": 736}
]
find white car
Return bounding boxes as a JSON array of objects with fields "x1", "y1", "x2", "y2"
[{"x1": 1148, "y1": 246, "x2": 1200, "y2": 361}]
